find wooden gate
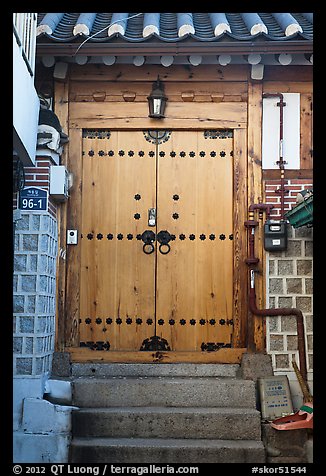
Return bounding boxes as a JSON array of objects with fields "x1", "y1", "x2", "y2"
[{"x1": 78, "y1": 129, "x2": 236, "y2": 355}]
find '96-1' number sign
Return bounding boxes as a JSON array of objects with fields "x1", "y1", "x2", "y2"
[{"x1": 19, "y1": 187, "x2": 48, "y2": 211}]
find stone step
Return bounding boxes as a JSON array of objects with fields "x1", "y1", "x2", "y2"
[
  {"x1": 72, "y1": 377, "x2": 256, "y2": 408},
  {"x1": 71, "y1": 363, "x2": 240, "y2": 378},
  {"x1": 72, "y1": 406, "x2": 262, "y2": 440},
  {"x1": 70, "y1": 437, "x2": 266, "y2": 463}
]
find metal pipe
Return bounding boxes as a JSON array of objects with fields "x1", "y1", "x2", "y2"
[
  {"x1": 245, "y1": 203, "x2": 273, "y2": 265},
  {"x1": 249, "y1": 270, "x2": 307, "y2": 383},
  {"x1": 245, "y1": 207, "x2": 308, "y2": 386},
  {"x1": 262, "y1": 93, "x2": 287, "y2": 220},
  {"x1": 248, "y1": 203, "x2": 274, "y2": 216}
]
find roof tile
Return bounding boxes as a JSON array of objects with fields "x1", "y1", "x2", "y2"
[{"x1": 36, "y1": 12, "x2": 313, "y2": 43}]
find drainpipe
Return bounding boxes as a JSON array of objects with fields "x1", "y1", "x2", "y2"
[{"x1": 245, "y1": 205, "x2": 308, "y2": 385}]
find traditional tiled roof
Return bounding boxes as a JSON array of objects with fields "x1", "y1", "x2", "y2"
[{"x1": 36, "y1": 13, "x2": 313, "y2": 43}]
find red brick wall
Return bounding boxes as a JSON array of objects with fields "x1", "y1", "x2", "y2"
[
  {"x1": 13, "y1": 156, "x2": 57, "y2": 218},
  {"x1": 265, "y1": 178, "x2": 313, "y2": 220}
]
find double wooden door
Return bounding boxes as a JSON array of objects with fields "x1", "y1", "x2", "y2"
[{"x1": 79, "y1": 129, "x2": 234, "y2": 353}]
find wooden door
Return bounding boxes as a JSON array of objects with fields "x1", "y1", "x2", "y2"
[
  {"x1": 79, "y1": 130, "x2": 156, "y2": 351},
  {"x1": 78, "y1": 129, "x2": 234, "y2": 354},
  {"x1": 154, "y1": 130, "x2": 234, "y2": 352}
]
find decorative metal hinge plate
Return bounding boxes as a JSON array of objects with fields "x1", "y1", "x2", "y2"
[
  {"x1": 201, "y1": 342, "x2": 232, "y2": 352},
  {"x1": 82, "y1": 129, "x2": 111, "y2": 139},
  {"x1": 143, "y1": 130, "x2": 172, "y2": 144},
  {"x1": 80, "y1": 341, "x2": 110, "y2": 351},
  {"x1": 140, "y1": 335, "x2": 171, "y2": 351},
  {"x1": 204, "y1": 130, "x2": 233, "y2": 139}
]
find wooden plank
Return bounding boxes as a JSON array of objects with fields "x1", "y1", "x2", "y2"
[
  {"x1": 69, "y1": 64, "x2": 250, "y2": 82},
  {"x1": 54, "y1": 80, "x2": 69, "y2": 351},
  {"x1": 264, "y1": 66, "x2": 312, "y2": 82},
  {"x1": 247, "y1": 80, "x2": 265, "y2": 352},
  {"x1": 300, "y1": 93, "x2": 313, "y2": 169},
  {"x1": 69, "y1": 102, "x2": 247, "y2": 129},
  {"x1": 66, "y1": 348, "x2": 247, "y2": 363},
  {"x1": 69, "y1": 80, "x2": 248, "y2": 103},
  {"x1": 263, "y1": 82, "x2": 312, "y2": 94},
  {"x1": 263, "y1": 169, "x2": 313, "y2": 180},
  {"x1": 232, "y1": 128, "x2": 248, "y2": 348},
  {"x1": 65, "y1": 128, "x2": 83, "y2": 346}
]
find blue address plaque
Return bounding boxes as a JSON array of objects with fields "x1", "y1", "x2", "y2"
[{"x1": 19, "y1": 187, "x2": 48, "y2": 212}]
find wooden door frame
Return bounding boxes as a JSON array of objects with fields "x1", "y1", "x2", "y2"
[{"x1": 55, "y1": 92, "x2": 250, "y2": 363}]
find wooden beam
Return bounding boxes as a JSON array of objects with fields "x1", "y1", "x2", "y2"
[
  {"x1": 247, "y1": 80, "x2": 265, "y2": 353},
  {"x1": 264, "y1": 66, "x2": 312, "y2": 82},
  {"x1": 68, "y1": 80, "x2": 249, "y2": 103},
  {"x1": 263, "y1": 169, "x2": 313, "y2": 180},
  {"x1": 69, "y1": 101, "x2": 247, "y2": 129},
  {"x1": 68, "y1": 64, "x2": 249, "y2": 82},
  {"x1": 65, "y1": 128, "x2": 83, "y2": 347},
  {"x1": 300, "y1": 93, "x2": 313, "y2": 169},
  {"x1": 263, "y1": 81, "x2": 312, "y2": 94},
  {"x1": 67, "y1": 348, "x2": 247, "y2": 363},
  {"x1": 233, "y1": 128, "x2": 248, "y2": 348},
  {"x1": 54, "y1": 80, "x2": 69, "y2": 351}
]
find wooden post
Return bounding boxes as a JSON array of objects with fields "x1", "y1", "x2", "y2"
[
  {"x1": 233, "y1": 128, "x2": 248, "y2": 348},
  {"x1": 54, "y1": 80, "x2": 69, "y2": 351},
  {"x1": 300, "y1": 93, "x2": 313, "y2": 169},
  {"x1": 247, "y1": 79, "x2": 266, "y2": 352},
  {"x1": 64, "y1": 128, "x2": 83, "y2": 347}
]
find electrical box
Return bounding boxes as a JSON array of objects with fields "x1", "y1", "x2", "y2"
[
  {"x1": 50, "y1": 165, "x2": 69, "y2": 201},
  {"x1": 258, "y1": 375, "x2": 293, "y2": 421},
  {"x1": 264, "y1": 220, "x2": 288, "y2": 251}
]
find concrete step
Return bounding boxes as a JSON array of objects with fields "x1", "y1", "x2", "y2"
[
  {"x1": 72, "y1": 377, "x2": 256, "y2": 408},
  {"x1": 72, "y1": 406, "x2": 262, "y2": 440},
  {"x1": 70, "y1": 437, "x2": 266, "y2": 463},
  {"x1": 71, "y1": 363, "x2": 240, "y2": 378}
]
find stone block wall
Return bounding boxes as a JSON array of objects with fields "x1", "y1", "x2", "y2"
[
  {"x1": 264, "y1": 178, "x2": 313, "y2": 404},
  {"x1": 13, "y1": 210, "x2": 58, "y2": 376}
]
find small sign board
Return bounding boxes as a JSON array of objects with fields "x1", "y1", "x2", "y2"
[{"x1": 19, "y1": 187, "x2": 48, "y2": 212}]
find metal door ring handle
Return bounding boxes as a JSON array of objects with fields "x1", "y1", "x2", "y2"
[
  {"x1": 159, "y1": 243, "x2": 171, "y2": 255},
  {"x1": 143, "y1": 243, "x2": 155, "y2": 254}
]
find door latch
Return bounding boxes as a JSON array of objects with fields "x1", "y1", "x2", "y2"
[
  {"x1": 148, "y1": 208, "x2": 156, "y2": 227},
  {"x1": 141, "y1": 230, "x2": 156, "y2": 254},
  {"x1": 157, "y1": 230, "x2": 172, "y2": 254}
]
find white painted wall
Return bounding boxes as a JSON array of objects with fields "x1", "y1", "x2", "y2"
[
  {"x1": 262, "y1": 93, "x2": 300, "y2": 169},
  {"x1": 13, "y1": 33, "x2": 39, "y2": 165}
]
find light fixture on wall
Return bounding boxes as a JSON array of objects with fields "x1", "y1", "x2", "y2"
[{"x1": 147, "y1": 76, "x2": 167, "y2": 118}]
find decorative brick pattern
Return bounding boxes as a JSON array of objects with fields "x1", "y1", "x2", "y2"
[
  {"x1": 265, "y1": 179, "x2": 313, "y2": 376},
  {"x1": 13, "y1": 211, "x2": 57, "y2": 376}
]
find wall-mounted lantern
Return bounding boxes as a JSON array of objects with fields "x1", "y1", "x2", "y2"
[{"x1": 147, "y1": 76, "x2": 167, "y2": 118}]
